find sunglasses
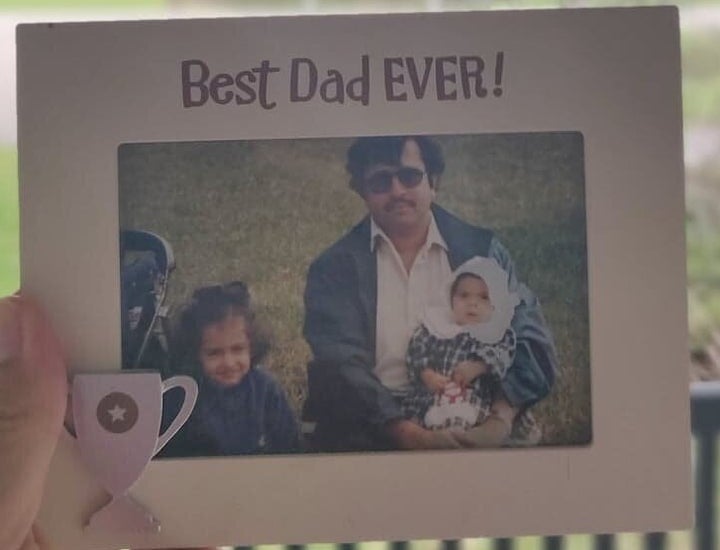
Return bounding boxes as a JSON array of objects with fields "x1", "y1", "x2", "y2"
[{"x1": 363, "y1": 166, "x2": 426, "y2": 195}]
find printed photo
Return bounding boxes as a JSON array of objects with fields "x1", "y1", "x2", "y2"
[{"x1": 117, "y1": 133, "x2": 590, "y2": 457}]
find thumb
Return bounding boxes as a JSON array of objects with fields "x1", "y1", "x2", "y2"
[{"x1": 0, "y1": 295, "x2": 67, "y2": 550}]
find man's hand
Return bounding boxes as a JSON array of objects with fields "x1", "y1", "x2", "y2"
[
  {"x1": 0, "y1": 296, "x2": 67, "y2": 550},
  {"x1": 453, "y1": 415, "x2": 511, "y2": 448},
  {"x1": 420, "y1": 368, "x2": 450, "y2": 394},
  {"x1": 451, "y1": 360, "x2": 488, "y2": 388},
  {"x1": 386, "y1": 419, "x2": 461, "y2": 450},
  {"x1": 491, "y1": 396, "x2": 518, "y2": 425}
]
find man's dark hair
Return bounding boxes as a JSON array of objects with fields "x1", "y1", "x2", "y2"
[
  {"x1": 173, "y1": 281, "x2": 272, "y2": 378},
  {"x1": 346, "y1": 135, "x2": 445, "y2": 194}
]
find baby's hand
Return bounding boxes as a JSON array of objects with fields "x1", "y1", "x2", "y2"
[
  {"x1": 420, "y1": 369, "x2": 451, "y2": 394},
  {"x1": 452, "y1": 360, "x2": 488, "y2": 388}
]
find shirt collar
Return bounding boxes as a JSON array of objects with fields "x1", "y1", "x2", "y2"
[{"x1": 370, "y1": 211, "x2": 448, "y2": 252}]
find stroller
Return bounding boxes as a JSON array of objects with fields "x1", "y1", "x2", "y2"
[{"x1": 120, "y1": 229, "x2": 175, "y2": 376}]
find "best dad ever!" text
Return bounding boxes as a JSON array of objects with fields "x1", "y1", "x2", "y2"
[{"x1": 180, "y1": 54, "x2": 505, "y2": 110}]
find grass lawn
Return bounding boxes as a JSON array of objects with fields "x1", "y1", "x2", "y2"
[{"x1": 0, "y1": 146, "x2": 18, "y2": 296}]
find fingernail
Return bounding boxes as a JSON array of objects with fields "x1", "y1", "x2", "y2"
[{"x1": 0, "y1": 296, "x2": 22, "y2": 363}]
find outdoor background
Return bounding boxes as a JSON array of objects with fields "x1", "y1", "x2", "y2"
[
  {"x1": 0, "y1": 0, "x2": 718, "y2": 549},
  {"x1": 118, "y1": 133, "x2": 590, "y2": 447}
]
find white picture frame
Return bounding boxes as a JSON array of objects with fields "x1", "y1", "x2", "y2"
[{"x1": 17, "y1": 7, "x2": 691, "y2": 549}]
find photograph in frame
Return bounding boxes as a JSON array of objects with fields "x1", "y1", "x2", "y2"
[
  {"x1": 118, "y1": 133, "x2": 590, "y2": 456},
  {"x1": 15, "y1": 7, "x2": 691, "y2": 549}
]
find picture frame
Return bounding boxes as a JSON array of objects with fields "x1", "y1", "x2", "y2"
[{"x1": 17, "y1": 7, "x2": 691, "y2": 549}]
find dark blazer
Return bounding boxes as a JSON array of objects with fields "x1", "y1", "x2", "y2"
[{"x1": 303, "y1": 204, "x2": 557, "y2": 450}]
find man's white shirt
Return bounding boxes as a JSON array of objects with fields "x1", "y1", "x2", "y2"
[{"x1": 371, "y1": 214, "x2": 452, "y2": 393}]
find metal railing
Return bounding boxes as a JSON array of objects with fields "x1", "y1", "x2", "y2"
[{"x1": 689, "y1": 381, "x2": 720, "y2": 550}]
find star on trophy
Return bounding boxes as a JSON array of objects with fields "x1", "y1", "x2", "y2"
[{"x1": 72, "y1": 371, "x2": 197, "y2": 533}]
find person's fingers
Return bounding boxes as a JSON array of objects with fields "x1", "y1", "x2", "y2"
[
  {"x1": 450, "y1": 370, "x2": 462, "y2": 385},
  {"x1": 18, "y1": 530, "x2": 41, "y2": 550},
  {"x1": 30, "y1": 524, "x2": 51, "y2": 550},
  {"x1": 453, "y1": 418, "x2": 511, "y2": 449},
  {"x1": 450, "y1": 430, "x2": 476, "y2": 448},
  {"x1": 63, "y1": 390, "x2": 75, "y2": 436},
  {"x1": 0, "y1": 296, "x2": 67, "y2": 550},
  {"x1": 0, "y1": 294, "x2": 22, "y2": 366},
  {"x1": 490, "y1": 398, "x2": 518, "y2": 425},
  {"x1": 18, "y1": 524, "x2": 52, "y2": 550},
  {"x1": 429, "y1": 429, "x2": 463, "y2": 449}
]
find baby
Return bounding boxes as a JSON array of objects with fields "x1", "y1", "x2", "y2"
[{"x1": 402, "y1": 256, "x2": 519, "y2": 447}]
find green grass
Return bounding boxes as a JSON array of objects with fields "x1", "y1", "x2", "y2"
[
  {"x1": 682, "y1": 28, "x2": 720, "y2": 125},
  {"x1": 687, "y1": 219, "x2": 720, "y2": 348},
  {"x1": 684, "y1": 76, "x2": 720, "y2": 125},
  {"x1": 0, "y1": 146, "x2": 19, "y2": 296}
]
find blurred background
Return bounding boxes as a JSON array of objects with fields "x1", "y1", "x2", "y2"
[{"x1": 0, "y1": 0, "x2": 718, "y2": 549}]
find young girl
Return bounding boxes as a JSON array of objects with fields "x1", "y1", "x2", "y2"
[
  {"x1": 160, "y1": 281, "x2": 299, "y2": 457},
  {"x1": 402, "y1": 256, "x2": 520, "y2": 447}
]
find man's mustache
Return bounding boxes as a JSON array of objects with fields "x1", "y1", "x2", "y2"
[{"x1": 385, "y1": 198, "x2": 416, "y2": 212}]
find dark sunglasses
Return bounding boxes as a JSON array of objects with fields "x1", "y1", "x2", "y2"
[{"x1": 364, "y1": 166, "x2": 426, "y2": 195}]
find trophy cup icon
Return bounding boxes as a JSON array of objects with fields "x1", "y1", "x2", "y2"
[{"x1": 72, "y1": 371, "x2": 198, "y2": 533}]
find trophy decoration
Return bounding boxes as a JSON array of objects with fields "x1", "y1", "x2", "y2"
[{"x1": 72, "y1": 371, "x2": 198, "y2": 533}]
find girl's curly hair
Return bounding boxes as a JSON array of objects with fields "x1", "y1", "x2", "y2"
[{"x1": 173, "y1": 281, "x2": 272, "y2": 376}]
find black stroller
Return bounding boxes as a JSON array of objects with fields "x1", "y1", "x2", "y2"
[{"x1": 120, "y1": 229, "x2": 175, "y2": 375}]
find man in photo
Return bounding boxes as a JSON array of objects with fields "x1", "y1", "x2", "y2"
[{"x1": 303, "y1": 135, "x2": 558, "y2": 452}]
